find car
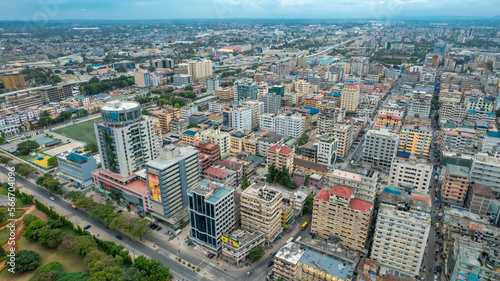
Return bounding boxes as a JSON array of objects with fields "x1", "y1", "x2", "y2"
[
  {"x1": 156, "y1": 226, "x2": 162, "y2": 231},
  {"x1": 246, "y1": 271, "x2": 252, "y2": 276},
  {"x1": 49, "y1": 205, "x2": 55, "y2": 209},
  {"x1": 116, "y1": 210, "x2": 123, "y2": 213},
  {"x1": 434, "y1": 275, "x2": 438, "y2": 281},
  {"x1": 84, "y1": 225, "x2": 91, "y2": 230},
  {"x1": 49, "y1": 197, "x2": 55, "y2": 201},
  {"x1": 35, "y1": 171, "x2": 40, "y2": 175},
  {"x1": 116, "y1": 235, "x2": 123, "y2": 240},
  {"x1": 267, "y1": 261, "x2": 274, "y2": 267},
  {"x1": 71, "y1": 205, "x2": 77, "y2": 209}
]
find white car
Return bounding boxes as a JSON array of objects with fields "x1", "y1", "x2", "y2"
[
  {"x1": 49, "y1": 197, "x2": 55, "y2": 201},
  {"x1": 434, "y1": 275, "x2": 438, "y2": 281}
]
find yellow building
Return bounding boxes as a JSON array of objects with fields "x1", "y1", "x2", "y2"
[
  {"x1": 158, "y1": 107, "x2": 180, "y2": 133},
  {"x1": 216, "y1": 87, "x2": 234, "y2": 100},
  {"x1": 181, "y1": 129, "x2": 199, "y2": 144},
  {"x1": 311, "y1": 185, "x2": 373, "y2": 252},
  {"x1": 230, "y1": 131, "x2": 251, "y2": 156},
  {"x1": 340, "y1": 83, "x2": 360, "y2": 112},
  {"x1": 398, "y1": 125, "x2": 432, "y2": 157},
  {"x1": 281, "y1": 204, "x2": 295, "y2": 229},
  {"x1": 376, "y1": 113, "x2": 402, "y2": 132},
  {"x1": 1, "y1": 73, "x2": 25, "y2": 91},
  {"x1": 304, "y1": 96, "x2": 320, "y2": 109},
  {"x1": 243, "y1": 137, "x2": 258, "y2": 155},
  {"x1": 267, "y1": 145, "x2": 294, "y2": 172}
]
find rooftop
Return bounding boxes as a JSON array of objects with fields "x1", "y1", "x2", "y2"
[
  {"x1": 330, "y1": 185, "x2": 354, "y2": 198},
  {"x1": 275, "y1": 242, "x2": 306, "y2": 266},
  {"x1": 328, "y1": 168, "x2": 362, "y2": 182},
  {"x1": 204, "y1": 167, "x2": 230, "y2": 179},
  {"x1": 101, "y1": 101, "x2": 140, "y2": 111},
  {"x1": 147, "y1": 146, "x2": 198, "y2": 170},
  {"x1": 188, "y1": 180, "x2": 234, "y2": 204},
  {"x1": 472, "y1": 184, "x2": 494, "y2": 197},
  {"x1": 447, "y1": 164, "x2": 470, "y2": 178},
  {"x1": 299, "y1": 249, "x2": 352, "y2": 281},
  {"x1": 35, "y1": 137, "x2": 61, "y2": 146},
  {"x1": 268, "y1": 145, "x2": 293, "y2": 155},
  {"x1": 294, "y1": 158, "x2": 328, "y2": 174}
]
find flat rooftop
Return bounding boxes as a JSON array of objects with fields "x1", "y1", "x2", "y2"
[
  {"x1": 101, "y1": 100, "x2": 139, "y2": 111},
  {"x1": 299, "y1": 249, "x2": 352, "y2": 280},
  {"x1": 147, "y1": 146, "x2": 198, "y2": 170},
  {"x1": 188, "y1": 180, "x2": 233, "y2": 204},
  {"x1": 328, "y1": 169, "x2": 362, "y2": 182},
  {"x1": 275, "y1": 242, "x2": 305, "y2": 266},
  {"x1": 243, "y1": 182, "x2": 281, "y2": 202}
]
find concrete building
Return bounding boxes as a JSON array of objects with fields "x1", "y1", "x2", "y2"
[
  {"x1": 389, "y1": 156, "x2": 433, "y2": 194},
  {"x1": 241, "y1": 100, "x2": 264, "y2": 130},
  {"x1": 257, "y1": 132, "x2": 284, "y2": 158},
  {"x1": 216, "y1": 87, "x2": 234, "y2": 101},
  {"x1": 188, "y1": 59, "x2": 213, "y2": 81},
  {"x1": 200, "y1": 128, "x2": 231, "y2": 159},
  {"x1": 340, "y1": 83, "x2": 360, "y2": 112},
  {"x1": 234, "y1": 83, "x2": 257, "y2": 102},
  {"x1": 441, "y1": 130, "x2": 475, "y2": 150},
  {"x1": 259, "y1": 113, "x2": 277, "y2": 132},
  {"x1": 325, "y1": 168, "x2": 379, "y2": 203},
  {"x1": 146, "y1": 146, "x2": 200, "y2": 227},
  {"x1": 312, "y1": 185, "x2": 373, "y2": 252},
  {"x1": 398, "y1": 125, "x2": 432, "y2": 157},
  {"x1": 150, "y1": 58, "x2": 174, "y2": 69},
  {"x1": 95, "y1": 101, "x2": 159, "y2": 178},
  {"x1": 180, "y1": 104, "x2": 198, "y2": 120},
  {"x1": 318, "y1": 105, "x2": 344, "y2": 133},
  {"x1": 371, "y1": 189, "x2": 431, "y2": 277},
  {"x1": 450, "y1": 244, "x2": 500, "y2": 281},
  {"x1": 331, "y1": 124, "x2": 354, "y2": 160},
  {"x1": 362, "y1": 129, "x2": 399, "y2": 169},
  {"x1": 169, "y1": 117, "x2": 188, "y2": 134},
  {"x1": 469, "y1": 184, "x2": 495, "y2": 216},
  {"x1": 439, "y1": 103, "x2": 467, "y2": 124},
  {"x1": 208, "y1": 100, "x2": 226, "y2": 113},
  {"x1": 40, "y1": 84, "x2": 73, "y2": 102},
  {"x1": 470, "y1": 153, "x2": 500, "y2": 198},
  {"x1": 316, "y1": 134, "x2": 337, "y2": 166},
  {"x1": 267, "y1": 145, "x2": 294, "y2": 172},
  {"x1": 231, "y1": 106, "x2": 252, "y2": 131},
  {"x1": 482, "y1": 132, "x2": 500, "y2": 154},
  {"x1": 263, "y1": 94, "x2": 281, "y2": 114},
  {"x1": 276, "y1": 114, "x2": 306, "y2": 139},
  {"x1": 205, "y1": 77, "x2": 220, "y2": 95},
  {"x1": 230, "y1": 131, "x2": 251, "y2": 156},
  {"x1": 188, "y1": 180, "x2": 235, "y2": 254},
  {"x1": 241, "y1": 183, "x2": 283, "y2": 242},
  {"x1": 441, "y1": 164, "x2": 470, "y2": 206},
  {"x1": 221, "y1": 230, "x2": 265, "y2": 265},
  {"x1": 113, "y1": 61, "x2": 136, "y2": 71},
  {"x1": 57, "y1": 152, "x2": 97, "y2": 188},
  {"x1": 173, "y1": 74, "x2": 193, "y2": 85},
  {"x1": 134, "y1": 72, "x2": 151, "y2": 88},
  {"x1": 158, "y1": 108, "x2": 180, "y2": 133},
  {"x1": 300, "y1": 141, "x2": 317, "y2": 162}
]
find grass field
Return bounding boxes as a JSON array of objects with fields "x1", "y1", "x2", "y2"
[
  {"x1": 1, "y1": 56, "x2": 23, "y2": 62},
  {"x1": 54, "y1": 117, "x2": 102, "y2": 145},
  {"x1": 0, "y1": 236, "x2": 88, "y2": 281}
]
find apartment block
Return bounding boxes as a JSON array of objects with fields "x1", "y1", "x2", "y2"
[
  {"x1": 221, "y1": 230, "x2": 265, "y2": 265},
  {"x1": 331, "y1": 124, "x2": 354, "y2": 159},
  {"x1": 325, "y1": 168, "x2": 378, "y2": 203},
  {"x1": 442, "y1": 164, "x2": 470, "y2": 206},
  {"x1": 362, "y1": 129, "x2": 399, "y2": 169},
  {"x1": 188, "y1": 59, "x2": 213, "y2": 81},
  {"x1": 267, "y1": 145, "x2": 294, "y2": 172},
  {"x1": 450, "y1": 244, "x2": 500, "y2": 281},
  {"x1": 263, "y1": 94, "x2": 281, "y2": 114},
  {"x1": 276, "y1": 113, "x2": 306, "y2": 139},
  {"x1": 340, "y1": 83, "x2": 360, "y2": 112},
  {"x1": 231, "y1": 106, "x2": 252, "y2": 131},
  {"x1": 318, "y1": 105, "x2": 344, "y2": 133},
  {"x1": 134, "y1": 72, "x2": 151, "y2": 87},
  {"x1": 300, "y1": 142, "x2": 317, "y2": 162},
  {"x1": 241, "y1": 100, "x2": 264, "y2": 129},
  {"x1": 241, "y1": 184, "x2": 283, "y2": 242},
  {"x1": 205, "y1": 77, "x2": 220, "y2": 95},
  {"x1": 316, "y1": 134, "x2": 338, "y2": 166},
  {"x1": 234, "y1": 83, "x2": 258, "y2": 102},
  {"x1": 371, "y1": 190, "x2": 431, "y2": 277},
  {"x1": 389, "y1": 156, "x2": 433, "y2": 194},
  {"x1": 230, "y1": 131, "x2": 251, "y2": 156},
  {"x1": 441, "y1": 130, "x2": 475, "y2": 150},
  {"x1": 398, "y1": 125, "x2": 432, "y2": 157},
  {"x1": 259, "y1": 113, "x2": 277, "y2": 132},
  {"x1": 470, "y1": 153, "x2": 500, "y2": 198},
  {"x1": 257, "y1": 133, "x2": 284, "y2": 158},
  {"x1": 180, "y1": 104, "x2": 198, "y2": 120},
  {"x1": 40, "y1": 84, "x2": 73, "y2": 102},
  {"x1": 158, "y1": 108, "x2": 180, "y2": 133},
  {"x1": 311, "y1": 185, "x2": 373, "y2": 252},
  {"x1": 439, "y1": 103, "x2": 467, "y2": 124},
  {"x1": 1, "y1": 73, "x2": 25, "y2": 91},
  {"x1": 216, "y1": 87, "x2": 234, "y2": 100},
  {"x1": 200, "y1": 128, "x2": 231, "y2": 159},
  {"x1": 469, "y1": 184, "x2": 495, "y2": 216},
  {"x1": 193, "y1": 141, "x2": 221, "y2": 170}
]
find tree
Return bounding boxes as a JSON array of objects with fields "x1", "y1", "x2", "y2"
[
  {"x1": 65, "y1": 190, "x2": 84, "y2": 202},
  {"x1": 84, "y1": 142, "x2": 99, "y2": 153},
  {"x1": 121, "y1": 267, "x2": 146, "y2": 281},
  {"x1": 41, "y1": 178, "x2": 62, "y2": 194},
  {"x1": 141, "y1": 109, "x2": 149, "y2": 115},
  {"x1": 117, "y1": 66, "x2": 127, "y2": 73},
  {"x1": 201, "y1": 88, "x2": 207, "y2": 93},
  {"x1": 38, "y1": 228, "x2": 64, "y2": 248},
  {"x1": 22, "y1": 214, "x2": 39, "y2": 226},
  {"x1": 14, "y1": 163, "x2": 36, "y2": 177},
  {"x1": 70, "y1": 236, "x2": 97, "y2": 256},
  {"x1": 23, "y1": 219, "x2": 47, "y2": 241},
  {"x1": 184, "y1": 85, "x2": 193, "y2": 91},
  {"x1": 495, "y1": 109, "x2": 500, "y2": 118},
  {"x1": 65, "y1": 70, "x2": 74, "y2": 75},
  {"x1": 298, "y1": 134, "x2": 310, "y2": 146},
  {"x1": 302, "y1": 193, "x2": 315, "y2": 214},
  {"x1": 188, "y1": 122, "x2": 198, "y2": 128},
  {"x1": 34, "y1": 261, "x2": 63, "y2": 274},
  {"x1": 90, "y1": 202, "x2": 115, "y2": 222},
  {"x1": 86, "y1": 66, "x2": 94, "y2": 73},
  {"x1": 0, "y1": 155, "x2": 12, "y2": 166},
  {"x1": 47, "y1": 156, "x2": 58, "y2": 167},
  {"x1": 129, "y1": 218, "x2": 151, "y2": 240},
  {"x1": 17, "y1": 140, "x2": 39, "y2": 155},
  {"x1": 312, "y1": 121, "x2": 317, "y2": 127},
  {"x1": 15, "y1": 250, "x2": 41, "y2": 274},
  {"x1": 0, "y1": 137, "x2": 6, "y2": 144},
  {"x1": 240, "y1": 178, "x2": 251, "y2": 191},
  {"x1": 74, "y1": 196, "x2": 97, "y2": 211},
  {"x1": 51, "y1": 75, "x2": 62, "y2": 84},
  {"x1": 248, "y1": 245, "x2": 265, "y2": 261},
  {"x1": 174, "y1": 103, "x2": 181, "y2": 108}
]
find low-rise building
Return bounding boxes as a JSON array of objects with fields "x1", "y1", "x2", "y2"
[
  {"x1": 57, "y1": 152, "x2": 97, "y2": 188},
  {"x1": 221, "y1": 230, "x2": 265, "y2": 265},
  {"x1": 291, "y1": 168, "x2": 322, "y2": 188}
]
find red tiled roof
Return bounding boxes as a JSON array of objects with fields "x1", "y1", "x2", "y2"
[
  {"x1": 315, "y1": 190, "x2": 330, "y2": 201},
  {"x1": 411, "y1": 193, "x2": 430, "y2": 206},
  {"x1": 268, "y1": 145, "x2": 293, "y2": 155},
  {"x1": 219, "y1": 159, "x2": 243, "y2": 170},
  {"x1": 330, "y1": 185, "x2": 353, "y2": 198},
  {"x1": 204, "y1": 167, "x2": 229, "y2": 179},
  {"x1": 348, "y1": 198, "x2": 373, "y2": 213}
]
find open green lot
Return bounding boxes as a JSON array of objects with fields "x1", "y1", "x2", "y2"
[{"x1": 54, "y1": 117, "x2": 101, "y2": 145}]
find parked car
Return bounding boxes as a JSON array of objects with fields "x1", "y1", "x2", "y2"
[
  {"x1": 49, "y1": 197, "x2": 55, "y2": 201},
  {"x1": 156, "y1": 226, "x2": 162, "y2": 231},
  {"x1": 267, "y1": 261, "x2": 274, "y2": 267},
  {"x1": 246, "y1": 271, "x2": 252, "y2": 277},
  {"x1": 116, "y1": 235, "x2": 123, "y2": 240},
  {"x1": 71, "y1": 205, "x2": 77, "y2": 209},
  {"x1": 116, "y1": 210, "x2": 123, "y2": 213},
  {"x1": 84, "y1": 225, "x2": 91, "y2": 230}
]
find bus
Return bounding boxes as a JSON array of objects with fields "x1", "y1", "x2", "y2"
[{"x1": 301, "y1": 222, "x2": 308, "y2": 230}]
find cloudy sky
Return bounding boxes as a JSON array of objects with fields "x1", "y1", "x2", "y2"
[{"x1": 1, "y1": 0, "x2": 499, "y2": 21}]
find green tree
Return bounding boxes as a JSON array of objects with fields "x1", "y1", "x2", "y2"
[
  {"x1": 17, "y1": 140, "x2": 40, "y2": 155},
  {"x1": 74, "y1": 196, "x2": 97, "y2": 211},
  {"x1": 240, "y1": 178, "x2": 251, "y2": 191},
  {"x1": 34, "y1": 261, "x2": 63, "y2": 274},
  {"x1": 23, "y1": 219, "x2": 47, "y2": 241},
  {"x1": 47, "y1": 156, "x2": 58, "y2": 167},
  {"x1": 121, "y1": 267, "x2": 146, "y2": 281},
  {"x1": 184, "y1": 85, "x2": 193, "y2": 91},
  {"x1": 51, "y1": 75, "x2": 62, "y2": 84},
  {"x1": 86, "y1": 66, "x2": 94, "y2": 73},
  {"x1": 38, "y1": 229, "x2": 64, "y2": 248},
  {"x1": 141, "y1": 109, "x2": 149, "y2": 115},
  {"x1": 65, "y1": 70, "x2": 74, "y2": 75},
  {"x1": 188, "y1": 122, "x2": 198, "y2": 128},
  {"x1": 129, "y1": 218, "x2": 151, "y2": 240},
  {"x1": 15, "y1": 250, "x2": 41, "y2": 274},
  {"x1": 201, "y1": 88, "x2": 207, "y2": 93},
  {"x1": 495, "y1": 109, "x2": 500, "y2": 118},
  {"x1": 14, "y1": 163, "x2": 36, "y2": 177},
  {"x1": 65, "y1": 190, "x2": 85, "y2": 202},
  {"x1": 302, "y1": 194, "x2": 315, "y2": 214},
  {"x1": 70, "y1": 236, "x2": 97, "y2": 256},
  {"x1": 0, "y1": 155, "x2": 12, "y2": 166},
  {"x1": 298, "y1": 134, "x2": 310, "y2": 146},
  {"x1": 0, "y1": 137, "x2": 6, "y2": 144},
  {"x1": 174, "y1": 103, "x2": 181, "y2": 108},
  {"x1": 22, "y1": 214, "x2": 39, "y2": 226},
  {"x1": 41, "y1": 178, "x2": 62, "y2": 194},
  {"x1": 248, "y1": 245, "x2": 265, "y2": 261},
  {"x1": 90, "y1": 202, "x2": 115, "y2": 222},
  {"x1": 117, "y1": 66, "x2": 127, "y2": 73},
  {"x1": 57, "y1": 272, "x2": 90, "y2": 281},
  {"x1": 84, "y1": 142, "x2": 99, "y2": 153}
]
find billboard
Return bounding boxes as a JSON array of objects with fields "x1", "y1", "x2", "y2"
[
  {"x1": 222, "y1": 234, "x2": 240, "y2": 248},
  {"x1": 148, "y1": 173, "x2": 161, "y2": 202}
]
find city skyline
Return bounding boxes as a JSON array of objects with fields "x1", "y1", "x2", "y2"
[{"x1": 1, "y1": 0, "x2": 500, "y2": 21}]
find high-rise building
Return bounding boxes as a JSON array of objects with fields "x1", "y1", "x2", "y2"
[
  {"x1": 200, "y1": 128, "x2": 231, "y2": 159},
  {"x1": 470, "y1": 153, "x2": 500, "y2": 198},
  {"x1": 1, "y1": 73, "x2": 25, "y2": 91},
  {"x1": 318, "y1": 105, "x2": 343, "y2": 133},
  {"x1": 158, "y1": 108, "x2": 180, "y2": 133},
  {"x1": 40, "y1": 84, "x2": 73, "y2": 102},
  {"x1": 268, "y1": 85, "x2": 285, "y2": 97},
  {"x1": 389, "y1": 156, "x2": 433, "y2": 194},
  {"x1": 340, "y1": 83, "x2": 360, "y2": 112},
  {"x1": 241, "y1": 100, "x2": 264, "y2": 130},
  {"x1": 173, "y1": 74, "x2": 193, "y2": 85},
  {"x1": 151, "y1": 58, "x2": 174, "y2": 69},
  {"x1": 259, "y1": 113, "x2": 277, "y2": 132},
  {"x1": 331, "y1": 124, "x2": 353, "y2": 159},
  {"x1": 188, "y1": 180, "x2": 235, "y2": 254},
  {"x1": 267, "y1": 145, "x2": 294, "y2": 172},
  {"x1": 263, "y1": 94, "x2": 281, "y2": 114},
  {"x1": 113, "y1": 61, "x2": 136, "y2": 71},
  {"x1": 275, "y1": 114, "x2": 305, "y2": 139},
  {"x1": 95, "y1": 101, "x2": 160, "y2": 178},
  {"x1": 216, "y1": 87, "x2": 234, "y2": 100},
  {"x1": 316, "y1": 134, "x2": 337, "y2": 166},
  {"x1": 205, "y1": 77, "x2": 220, "y2": 95},
  {"x1": 398, "y1": 125, "x2": 432, "y2": 157},
  {"x1": 241, "y1": 184, "x2": 283, "y2": 242},
  {"x1": 370, "y1": 189, "x2": 431, "y2": 277},
  {"x1": 180, "y1": 104, "x2": 198, "y2": 120},
  {"x1": 362, "y1": 129, "x2": 399, "y2": 169},
  {"x1": 311, "y1": 185, "x2": 373, "y2": 252},
  {"x1": 441, "y1": 164, "x2": 470, "y2": 206},
  {"x1": 234, "y1": 83, "x2": 258, "y2": 102},
  {"x1": 325, "y1": 168, "x2": 378, "y2": 203},
  {"x1": 188, "y1": 59, "x2": 213, "y2": 81},
  {"x1": 146, "y1": 146, "x2": 200, "y2": 223},
  {"x1": 134, "y1": 72, "x2": 151, "y2": 88},
  {"x1": 231, "y1": 106, "x2": 252, "y2": 131}
]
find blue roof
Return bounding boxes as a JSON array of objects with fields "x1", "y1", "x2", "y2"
[
  {"x1": 232, "y1": 132, "x2": 245, "y2": 138},
  {"x1": 384, "y1": 186, "x2": 401, "y2": 195},
  {"x1": 397, "y1": 152, "x2": 411, "y2": 158},
  {"x1": 65, "y1": 152, "x2": 89, "y2": 163},
  {"x1": 35, "y1": 137, "x2": 61, "y2": 146},
  {"x1": 469, "y1": 110, "x2": 476, "y2": 114},
  {"x1": 298, "y1": 249, "x2": 351, "y2": 280},
  {"x1": 303, "y1": 107, "x2": 320, "y2": 115},
  {"x1": 486, "y1": 132, "x2": 500, "y2": 138},
  {"x1": 333, "y1": 92, "x2": 341, "y2": 97},
  {"x1": 206, "y1": 186, "x2": 233, "y2": 204},
  {"x1": 182, "y1": 130, "x2": 197, "y2": 136},
  {"x1": 75, "y1": 95, "x2": 88, "y2": 100}
]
